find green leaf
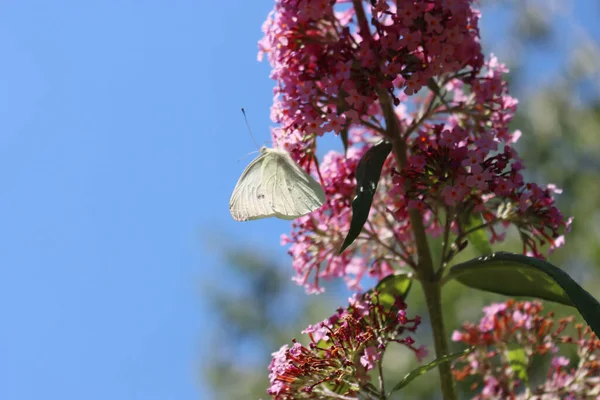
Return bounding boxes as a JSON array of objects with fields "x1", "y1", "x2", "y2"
[
  {"x1": 506, "y1": 345, "x2": 528, "y2": 385},
  {"x1": 446, "y1": 252, "x2": 600, "y2": 338},
  {"x1": 447, "y1": 253, "x2": 571, "y2": 305},
  {"x1": 374, "y1": 272, "x2": 413, "y2": 310},
  {"x1": 389, "y1": 347, "x2": 473, "y2": 393},
  {"x1": 339, "y1": 141, "x2": 392, "y2": 253},
  {"x1": 463, "y1": 214, "x2": 492, "y2": 256},
  {"x1": 402, "y1": 54, "x2": 424, "y2": 74},
  {"x1": 426, "y1": 78, "x2": 441, "y2": 95},
  {"x1": 340, "y1": 124, "x2": 349, "y2": 156},
  {"x1": 335, "y1": 98, "x2": 350, "y2": 156}
]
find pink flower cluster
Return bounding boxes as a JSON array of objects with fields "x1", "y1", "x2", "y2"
[
  {"x1": 282, "y1": 130, "x2": 407, "y2": 293},
  {"x1": 394, "y1": 119, "x2": 570, "y2": 258},
  {"x1": 259, "y1": 1, "x2": 571, "y2": 293},
  {"x1": 283, "y1": 119, "x2": 569, "y2": 292},
  {"x1": 259, "y1": 0, "x2": 482, "y2": 163},
  {"x1": 267, "y1": 292, "x2": 424, "y2": 398},
  {"x1": 452, "y1": 300, "x2": 600, "y2": 399}
]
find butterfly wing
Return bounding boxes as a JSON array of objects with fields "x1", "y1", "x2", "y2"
[
  {"x1": 229, "y1": 148, "x2": 326, "y2": 222},
  {"x1": 229, "y1": 152, "x2": 276, "y2": 221},
  {"x1": 263, "y1": 149, "x2": 326, "y2": 220}
]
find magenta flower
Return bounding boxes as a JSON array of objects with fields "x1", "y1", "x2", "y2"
[
  {"x1": 266, "y1": 292, "x2": 423, "y2": 398},
  {"x1": 256, "y1": 2, "x2": 577, "y2": 397},
  {"x1": 260, "y1": 0, "x2": 483, "y2": 159},
  {"x1": 452, "y1": 300, "x2": 600, "y2": 398},
  {"x1": 259, "y1": 5, "x2": 570, "y2": 290},
  {"x1": 360, "y1": 346, "x2": 381, "y2": 370}
]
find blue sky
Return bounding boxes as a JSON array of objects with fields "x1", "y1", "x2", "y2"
[{"x1": 0, "y1": 1, "x2": 597, "y2": 400}]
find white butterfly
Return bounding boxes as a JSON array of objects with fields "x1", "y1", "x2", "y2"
[{"x1": 229, "y1": 146, "x2": 326, "y2": 221}]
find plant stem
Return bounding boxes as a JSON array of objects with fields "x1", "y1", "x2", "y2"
[
  {"x1": 377, "y1": 358, "x2": 386, "y2": 399},
  {"x1": 350, "y1": 1, "x2": 456, "y2": 397},
  {"x1": 378, "y1": 89, "x2": 457, "y2": 400},
  {"x1": 420, "y1": 279, "x2": 455, "y2": 400}
]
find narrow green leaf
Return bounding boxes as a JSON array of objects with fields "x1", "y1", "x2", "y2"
[
  {"x1": 389, "y1": 347, "x2": 473, "y2": 393},
  {"x1": 426, "y1": 77, "x2": 441, "y2": 95},
  {"x1": 335, "y1": 98, "x2": 350, "y2": 156},
  {"x1": 463, "y1": 214, "x2": 492, "y2": 256},
  {"x1": 374, "y1": 272, "x2": 413, "y2": 310},
  {"x1": 340, "y1": 124, "x2": 349, "y2": 156},
  {"x1": 402, "y1": 54, "x2": 423, "y2": 74},
  {"x1": 339, "y1": 141, "x2": 392, "y2": 253},
  {"x1": 506, "y1": 345, "x2": 528, "y2": 385},
  {"x1": 446, "y1": 252, "x2": 600, "y2": 338}
]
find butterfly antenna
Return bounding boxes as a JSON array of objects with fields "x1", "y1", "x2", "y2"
[
  {"x1": 237, "y1": 149, "x2": 260, "y2": 163},
  {"x1": 241, "y1": 108, "x2": 260, "y2": 149}
]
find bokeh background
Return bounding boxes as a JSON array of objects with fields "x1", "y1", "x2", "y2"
[{"x1": 1, "y1": 1, "x2": 598, "y2": 399}]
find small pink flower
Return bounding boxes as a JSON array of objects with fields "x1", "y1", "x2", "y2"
[
  {"x1": 415, "y1": 345, "x2": 429, "y2": 362},
  {"x1": 451, "y1": 330, "x2": 463, "y2": 341},
  {"x1": 482, "y1": 302, "x2": 507, "y2": 317},
  {"x1": 410, "y1": 154, "x2": 427, "y2": 169},
  {"x1": 441, "y1": 184, "x2": 463, "y2": 206},
  {"x1": 324, "y1": 114, "x2": 346, "y2": 134},
  {"x1": 425, "y1": 13, "x2": 444, "y2": 34},
  {"x1": 551, "y1": 356, "x2": 570, "y2": 369},
  {"x1": 345, "y1": 88, "x2": 365, "y2": 109},
  {"x1": 302, "y1": 322, "x2": 330, "y2": 342},
  {"x1": 481, "y1": 376, "x2": 500, "y2": 396},
  {"x1": 461, "y1": 150, "x2": 484, "y2": 168},
  {"x1": 360, "y1": 346, "x2": 381, "y2": 370},
  {"x1": 512, "y1": 309, "x2": 532, "y2": 329},
  {"x1": 466, "y1": 165, "x2": 492, "y2": 191}
]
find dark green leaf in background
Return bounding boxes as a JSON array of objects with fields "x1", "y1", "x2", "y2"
[
  {"x1": 463, "y1": 213, "x2": 492, "y2": 256},
  {"x1": 374, "y1": 272, "x2": 413, "y2": 310},
  {"x1": 506, "y1": 345, "x2": 529, "y2": 385}
]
